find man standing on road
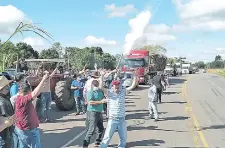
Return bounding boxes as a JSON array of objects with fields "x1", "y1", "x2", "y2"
[
  {"x1": 153, "y1": 72, "x2": 164, "y2": 103},
  {"x1": 83, "y1": 80, "x2": 106, "y2": 148},
  {"x1": 99, "y1": 70, "x2": 138, "y2": 148},
  {"x1": 71, "y1": 74, "x2": 86, "y2": 115},
  {"x1": 14, "y1": 73, "x2": 49, "y2": 148},
  {"x1": 148, "y1": 81, "x2": 159, "y2": 121},
  {"x1": 39, "y1": 67, "x2": 58, "y2": 123}
]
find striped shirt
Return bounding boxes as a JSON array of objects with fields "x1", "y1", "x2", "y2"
[{"x1": 107, "y1": 88, "x2": 127, "y2": 118}]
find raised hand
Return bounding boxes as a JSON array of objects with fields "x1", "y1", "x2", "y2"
[{"x1": 43, "y1": 73, "x2": 49, "y2": 80}]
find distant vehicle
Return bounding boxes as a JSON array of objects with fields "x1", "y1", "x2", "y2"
[
  {"x1": 175, "y1": 63, "x2": 182, "y2": 75},
  {"x1": 121, "y1": 50, "x2": 167, "y2": 85},
  {"x1": 164, "y1": 64, "x2": 178, "y2": 76},
  {"x1": 181, "y1": 63, "x2": 190, "y2": 74}
]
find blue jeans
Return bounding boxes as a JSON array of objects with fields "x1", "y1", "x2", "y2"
[
  {"x1": 74, "y1": 97, "x2": 85, "y2": 113},
  {"x1": 14, "y1": 127, "x2": 42, "y2": 148},
  {"x1": 100, "y1": 117, "x2": 127, "y2": 148},
  {"x1": 0, "y1": 136, "x2": 5, "y2": 148},
  {"x1": 40, "y1": 92, "x2": 52, "y2": 120},
  {"x1": 12, "y1": 127, "x2": 19, "y2": 148}
]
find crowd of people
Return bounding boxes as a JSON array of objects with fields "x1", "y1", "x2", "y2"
[{"x1": 0, "y1": 63, "x2": 169, "y2": 148}]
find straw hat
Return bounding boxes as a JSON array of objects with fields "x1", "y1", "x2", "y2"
[{"x1": 0, "y1": 76, "x2": 13, "y2": 90}]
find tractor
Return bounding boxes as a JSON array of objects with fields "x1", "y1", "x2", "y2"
[{"x1": 24, "y1": 59, "x2": 75, "y2": 111}]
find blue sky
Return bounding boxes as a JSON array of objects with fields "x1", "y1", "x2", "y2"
[{"x1": 1, "y1": 0, "x2": 225, "y2": 62}]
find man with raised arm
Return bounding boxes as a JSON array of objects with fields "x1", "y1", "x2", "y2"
[
  {"x1": 14, "y1": 72, "x2": 50, "y2": 148},
  {"x1": 39, "y1": 67, "x2": 58, "y2": 122},
  {"x1": 99, "y1": 69, "x2": 138, "y2": 148}
]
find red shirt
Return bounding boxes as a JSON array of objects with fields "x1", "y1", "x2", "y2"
[{"x1": 15, "y1": 93, "x2": 39, "y2": 130}]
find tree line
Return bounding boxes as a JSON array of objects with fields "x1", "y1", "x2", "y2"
[
  {"x1": 167, "y1": 55, "x2": 225, "y2": 69},
  {"x1": 192, "y1": 55, "x2": 225, "y2": 69},
  {"x1": 0, "y1": 41, "x2": 118, "y2": 72}
]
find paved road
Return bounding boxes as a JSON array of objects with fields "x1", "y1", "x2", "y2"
[
  {"x1": 39, "y1": 73, "x2": 222, "y2": 148},
  {"x1": 186, "y1": 72, "x2": 225, "y2": 148}
]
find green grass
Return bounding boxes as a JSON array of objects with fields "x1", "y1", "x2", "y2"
[{"x1": 207, "y1": 69, "x2": 225, "y2": 78}]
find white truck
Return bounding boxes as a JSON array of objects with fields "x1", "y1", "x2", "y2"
[{"x1": 181, "y1": 63, "x2": 194, "y2": 74}]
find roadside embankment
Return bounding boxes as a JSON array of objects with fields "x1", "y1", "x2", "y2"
[{"x1": 207, "y1": 69, "x2": 225, "y2": 77}]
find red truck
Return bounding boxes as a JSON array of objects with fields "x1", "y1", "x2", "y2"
[{"x1": 121, "y1": 50, "x2": 167, "y2": 85}]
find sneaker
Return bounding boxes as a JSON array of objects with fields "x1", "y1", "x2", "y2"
[
  {"x1": 46, "y1": 119, "x2": 53, "y2": 123},
  {"x1": 149, "y1": 115, "x2": 154, "y2": 119},
  {"x1": 154, "y1": 118, "x2": 158, "y2": 122},
  {"x1": 83, "y1": 140, "x2": 89, "y2": 148},
  {"x1": 95, "y1": 141, "x2": 101, "y2": 146},
  {"x1": 40, "y1": 119, "x2": 47, "y2": 123},
  {"x1": 75, "y1": 112, "x2": 80, "y2": 115}
]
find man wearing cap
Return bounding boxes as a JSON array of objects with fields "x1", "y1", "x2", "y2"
[
  {"x1": 0, "y1": 76, "x2": 15, "y2": 147},
  {"x1": 39, "y1": 68, "x2": 58, "y2": 122},
  {"x1": 14, "y1": 73, "x2": 49, "y2": 148},
  {"x1": 71, "y1": 74, "x2": 86, "y2": 115},
  {"x1": 83, "y1": 71, "x2": 100, "y2": 101},
  {"x1": 99, "y1": 70, "x2": 138, "y2": 148}
]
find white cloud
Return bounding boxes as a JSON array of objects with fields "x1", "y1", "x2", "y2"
[
  {"x1": 85, "y1": 36, "x2": 117, "y2": 46},
  {"x1": 173, "y1": 0, "x2": 225, "y2": 31},
  {"x1": 0, "y1": 5, "x2": 29, "y2": 34},
  {"x1": 104, "y1": 4, "x2": 136, "y2": 18},
  {"x1": 23, "y1": 37, "x2": 48, "y2": 52},
  {"x1": 123, "y1": 11, "x2": 176, "y2": 54}
]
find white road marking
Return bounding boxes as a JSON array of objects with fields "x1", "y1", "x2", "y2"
[{"x1": 61, "y1": 130, "x2": 86, "y2": 148}]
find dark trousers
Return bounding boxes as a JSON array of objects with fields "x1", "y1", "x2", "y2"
[
  {"x1": 103, "y1": 104, "x2": 107, "y2": 115},
  {"x1": 83, "y1": 111, "x2": 104, "y2": 146},
  {"x1": 156, "y1": 88, "x2": 162, "y2": 103}
]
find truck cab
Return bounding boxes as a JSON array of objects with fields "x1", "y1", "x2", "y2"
[{"x1": 122, "y1": 50, "x2": 149, "y2": 84}]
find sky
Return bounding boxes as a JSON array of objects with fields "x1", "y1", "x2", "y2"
[{"x1": 1, "y1": 0, "x2": 225, "y2": 62}]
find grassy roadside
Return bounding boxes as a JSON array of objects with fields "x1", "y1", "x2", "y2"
[{"x1": 207, "y1": 69, "x2": 225, "y2": 78}]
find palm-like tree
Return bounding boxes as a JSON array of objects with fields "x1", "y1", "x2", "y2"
[{"x1": 0, "y1": 22, "x2": 53, "y2": 71}]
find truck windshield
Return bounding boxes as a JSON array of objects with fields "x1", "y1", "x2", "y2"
[{"x1": 124, "y1": 59, "x2": 145, "y2": 68}]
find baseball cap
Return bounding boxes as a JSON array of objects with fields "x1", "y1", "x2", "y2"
[{"x1": 112, "y1": 80, "x2": 120, "y2": 85}]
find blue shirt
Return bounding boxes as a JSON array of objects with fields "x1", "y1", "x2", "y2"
[
  {"x1": 71, "y1": 80, "x2": 84, "y2": 97},
  {"x1": 87, "y1": 89, "x2": 104, "y2": 112},
  {"x1": 10, "y1": 82, "x2": 19, "y2": 97}
]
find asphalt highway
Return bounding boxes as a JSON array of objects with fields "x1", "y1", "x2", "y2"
[{"x1": 39, "y1": 72, "x2": 223, "y2": 147}]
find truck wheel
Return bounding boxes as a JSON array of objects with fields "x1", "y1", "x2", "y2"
[{"x1": 55, "y1": 78, "x2": 75, "y2": 111}]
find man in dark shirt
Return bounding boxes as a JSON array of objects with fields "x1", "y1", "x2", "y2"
[
  {"x1": 152, "y1": 72, "x2": 164, "y2": 103},
  {"x1": 0, "y1": 76, "x2": 15, "y2": 148}
]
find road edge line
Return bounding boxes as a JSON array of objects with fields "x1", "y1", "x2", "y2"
[
  {"x1": 61, "y1": 130, "x2": 86, "y2": 148},
  {"x1": 182, "y1": 78, "x2": 209, "y2": 148}
]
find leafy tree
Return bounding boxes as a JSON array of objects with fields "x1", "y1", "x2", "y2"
[
  {"x1": 39, "y1": 49, "x2": 59, "y2": 59},
  {"x1": 167, "y1": 58, "x2": 176, "y2": 65},
  {"x1": 215, "y1": 55, "x2": 222, "y2": 61},
  {"x1": 16, "y1": 42, "x2": 39, "y2": 59},
  {"x1": 51, "y1": 42, "x2": 63, "y2": 58},
  {"x1": 194, "y1": 61, "x2": 206, "y2": 68},
  {"x1": 210, "y1": 61, "x2": 224, "y2": 68}
]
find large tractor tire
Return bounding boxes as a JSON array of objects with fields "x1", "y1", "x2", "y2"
[{"x1": 55, "y1": 78, "x2": 75, "y2": 111}]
